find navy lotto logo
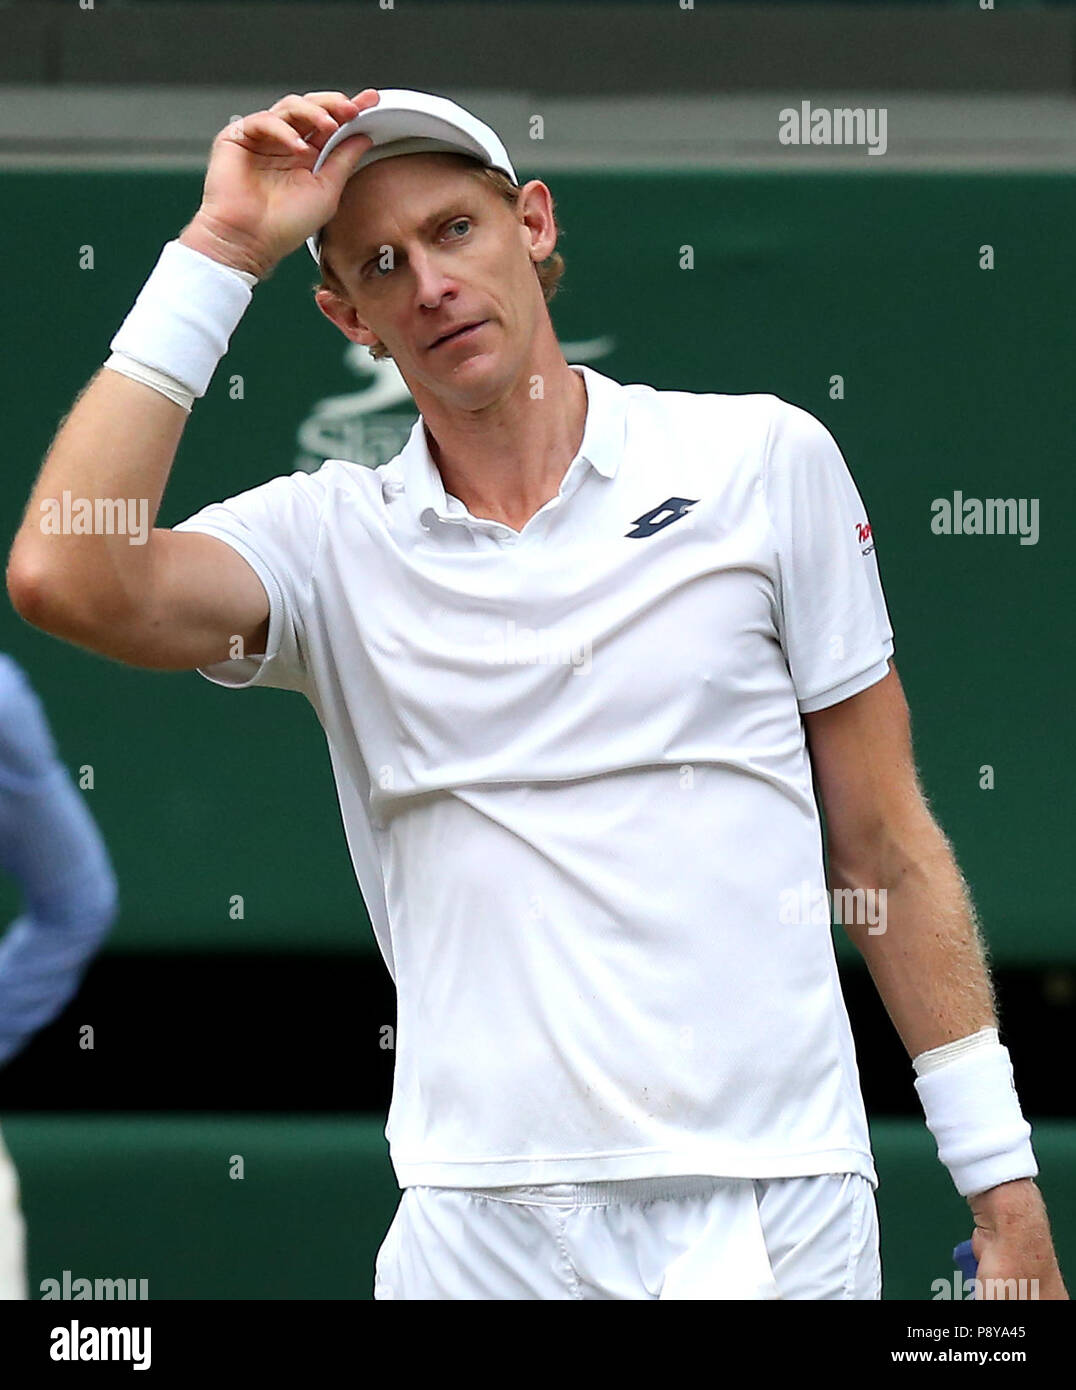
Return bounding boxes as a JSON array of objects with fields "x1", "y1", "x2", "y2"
[
  {"x1": 856, "y1": 521, "x2": 875, "y2": 556},
  {"x1": 626, "y1": 497, "x2": 699, "y2": 539}
]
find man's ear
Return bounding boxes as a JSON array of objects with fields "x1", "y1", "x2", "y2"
[
  {"x1": 314, "y1": 287, "x2": 380, "y2": 349},
  {"x1": 517, "y1": 180, "x2": 558, "y2": 265}
]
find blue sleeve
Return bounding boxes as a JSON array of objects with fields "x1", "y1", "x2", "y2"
[{"x1": 0, "y1": 655, "x2": 119, "y2": 1067}]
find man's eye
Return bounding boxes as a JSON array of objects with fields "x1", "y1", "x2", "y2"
[{"x1": 447, "y1": 219, "x2": 471, "y2": 237}]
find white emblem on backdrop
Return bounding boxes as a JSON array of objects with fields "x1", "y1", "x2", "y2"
[{"x1": 294, "y1": 337, "x2": 616, "y2": 473}]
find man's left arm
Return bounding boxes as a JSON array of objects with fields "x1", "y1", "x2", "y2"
[{"x1": 804, "y1": 660, "x2": 1068, "y2": 1300}]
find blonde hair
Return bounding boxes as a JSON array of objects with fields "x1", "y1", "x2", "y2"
[{"x1": 314, "y1": 161, "x2": 565, "y2": 362}]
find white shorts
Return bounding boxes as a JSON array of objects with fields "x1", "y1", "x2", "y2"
[
  {"x1": 0, "y1": 1127, "x2": 28, "y2": 1301},
  {"x1": 374, "y1": 1172, "x2": 881, "y2": 1300}
]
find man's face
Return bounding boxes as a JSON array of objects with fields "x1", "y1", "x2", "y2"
[{"x1": 316, "y1": 153, "x2": 553, "y2": 409}]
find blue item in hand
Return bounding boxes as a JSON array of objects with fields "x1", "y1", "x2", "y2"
[{"x1": 953, "y1": 1239, "x2": 978, "y2": 1280}]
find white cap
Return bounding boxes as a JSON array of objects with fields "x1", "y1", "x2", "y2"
[{"x1": 306, "y1": 88, "x2": 518, "y2": 266}]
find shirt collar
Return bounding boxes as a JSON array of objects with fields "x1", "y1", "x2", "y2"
[{"x1": 397, "y1": 363, "x2": 626, "y2": 529}]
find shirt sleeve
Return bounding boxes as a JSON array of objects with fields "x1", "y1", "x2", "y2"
[
  {"x1": 760, "y1": 399, "x2": 895, "y2": 713},
  {"x1": 0, "y1": 655, "x2": 119, "y2": 1067},
  {"x1": 171, "y1": 468, "x2": 329, "y2": 694}
]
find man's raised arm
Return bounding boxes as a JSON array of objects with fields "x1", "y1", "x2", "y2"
[{"x1": 6, "y1": 89, "x2": 378, "y2": 670}]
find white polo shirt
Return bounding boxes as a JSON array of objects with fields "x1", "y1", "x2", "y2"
[{"x1": 173, "y1": 363, "x2": 894, "y2": 1189}]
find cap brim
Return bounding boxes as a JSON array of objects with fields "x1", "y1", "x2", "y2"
[{"x1": 306, "y1": 89, "x2": 517, "y2": 266}]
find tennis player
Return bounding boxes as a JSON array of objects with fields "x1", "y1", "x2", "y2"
[{"x1": 7, "y1": 87, "x2": 1067, "y2": 1300}]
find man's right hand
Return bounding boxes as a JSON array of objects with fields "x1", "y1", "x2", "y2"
[{"x1": 178, "y1": 88, "x2": 380, "y2": 279}]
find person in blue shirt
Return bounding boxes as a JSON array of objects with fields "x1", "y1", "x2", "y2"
[{"x1": 0, "y1": 653, "x2": 118, "y2": 1299}]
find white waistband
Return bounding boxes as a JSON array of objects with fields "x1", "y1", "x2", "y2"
[{"x1": 430, "y1": 1175, "x2": 748, "y2": 1207}]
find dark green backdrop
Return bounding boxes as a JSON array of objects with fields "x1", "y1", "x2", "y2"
[
  {"x1": 3, "y1": 1116, "x2": 1074, "y2": 1300},
  {"x1": 2, "y1": 168, "x2": 1073, "y2": 964}
]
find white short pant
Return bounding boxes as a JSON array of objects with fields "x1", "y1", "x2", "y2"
[
  {"x1": 0, "y1": 1127, "x2": 28, "y2": 1301},
  {"x1": 374, "y1": 1172, "x2": 881, "y2": 1300}
]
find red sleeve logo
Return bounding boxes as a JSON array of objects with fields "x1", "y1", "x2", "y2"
[{"x1": 855, "y1": 521, "x2": 875, "y2": 554}]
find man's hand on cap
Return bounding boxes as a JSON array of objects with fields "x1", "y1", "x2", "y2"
[{"x1": 178, "y1": 89, "x2": 380, "y2": 280}]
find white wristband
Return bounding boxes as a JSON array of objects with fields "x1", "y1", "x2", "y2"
[
  {"x1": 103, "y1": 351, "x2": 195, "y2": 414},
  {"x1": 913, "y1": 1024, "x2": 998, "y2": 1075},
  {"x1": 913, "y1": 1031, "x2": 1037, "y2": 1198},
  {"x1": 108, "y1": 240, "x2": 257, "y2": 399}
]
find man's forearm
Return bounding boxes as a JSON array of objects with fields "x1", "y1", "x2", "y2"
[
  {"x1": 834, "y1": 816, "x2": 996, "y2": 1059},
  {"x1": 7, "y1": 235, "x2": 253, "y2": 639},
  {"x1": 7, "y1": 365, "x2": 188, "y2": 638}
]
